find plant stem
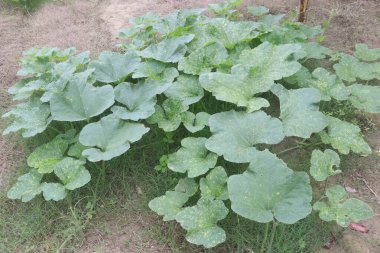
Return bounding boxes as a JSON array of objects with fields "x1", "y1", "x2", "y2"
[
  {"x1": 267, "y1": 221, "x2": 278, "y2": 253},
  {"x1": 48, "y1": 125, "x2": 61, "y2": 134},
  {"x1": 276, "y1": 146, "x2": 300, "y2": 155},
  {"x1": 260, "y1": 223, "x2": 270, "y2": 253}
]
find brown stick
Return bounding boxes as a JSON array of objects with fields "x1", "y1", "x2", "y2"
[{"x1": 298, "y1": 0, "x2": 309, "y2": 22}]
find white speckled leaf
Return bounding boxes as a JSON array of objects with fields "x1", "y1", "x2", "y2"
[
  {"x1": 206, "y1": 110, "x2": 284, "y2": 163},
  {"x1": 200, "y1": 166, "x2": 228, "y2": 200},
  {"x1": 181, "y1": 111, "x2": 210, "y2": 133},
  {"x1": 41, "y1": 182, "x2": 67, "y2": 201},
  {"x1": 164, "y1": 75, "x2": 204, "y2": 106},
  {"x1": 348, "y1": 83, "x2": 380, "y2": 113},
  {"x1": 2, "y1": 98, "x2": 52, "y2": 138},
  {"x1": 354, "y1": 44, "x2": 380, "y2": 62},
  {"x1": 271, "y1": 84, "x2": 328, "y2": 138},
  {"x1": 178, "y1": 42, "x2": 228, "y2": 75},
  {"x1": 175, "y1": 198, "x2": 228, "y2": 248},
  {"x1": 333, "y1": 54, "x2": 379, "y2": 82},
  {"x1": 314, "y1": 185, "x2": 373, "y2": 227},
  {"x1": 149, "y1": 191, "x2": 189, "y2": 221},
  {"x1": 310, "y1": 149, "x2": 341, "y2": 181},
  {"x1": 7, "y1": 169, "x2": 42, "y2": 202},
  {"x1": 228, "y1": 150, "x2": 312, "y2": 224},
  {"x1": 53, "y1": 157, "x2": 90, "y2": 190},
  {"x1": 174, "y1": 178, "x2": 199, "y2": 197},
  {"x1": 111, "y1": 80, "x2": 171, "y2": 121},
  {"x1": 88, "y1": 51, "x2": 140, "y2": 83},
  {"x1": 147, "y1": 98, "x2": 188, "y2": 132},
  {"x1": 79, "y1": 114, "x2": 149, "y2": 162},
  {"x1": 138, "y1": 35, "x2": 195, "y2": 63},
  {"x1": 320, "y1": 116, "x2": 371, "y2": 155},
  {"x1": 167, "y1": 137, "x2": 218, "y2": 178},
  {"x1": 247, "y1": 5, "x2": 269, "y2": 17},
  {"x1": 300, "y1": 42, "x2": 332, "y2": 60}
]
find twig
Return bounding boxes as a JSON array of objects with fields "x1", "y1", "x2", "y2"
[{"x1": 361, "y1": 178, "x2": 380, "y2": 203}]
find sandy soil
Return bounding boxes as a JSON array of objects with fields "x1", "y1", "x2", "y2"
[{"x1": 0, "y1": 0, "x2": 379, "y2": 252}]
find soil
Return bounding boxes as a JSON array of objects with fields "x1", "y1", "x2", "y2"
[{"x1": 0, "y1": 0, "x2": 379, "y2": 252}]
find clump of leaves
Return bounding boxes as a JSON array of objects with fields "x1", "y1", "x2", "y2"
[{"x1": 3, "y1": 0, "x2": 379, "y2": 250}]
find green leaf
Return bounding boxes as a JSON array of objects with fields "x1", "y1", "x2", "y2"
[
  {"x1": 320, "y1": 116, "x2": 371, "y2": 155},
  {"x1": 200, "y1": 166, "x2": 228, "y2": 200},
  {"x1": 7, "y1": 170, "x2": 42, "y2": 202},
  {"x1": 153, "y1": 9, "x2": 204, "y2": 35},
  {"x1": 206, "y1": 110, "x2": 284, "y2": 163},
  {"x1": 174, "y1": 178, "x2": 199, "y2": 197},
  {"x1": 88, "y1": 51, "x2": 140, "y2": 83},
  {"x1": 50, "y1": 72, "x2": 115, "y2": 122},
  {"x1": 247, "y1": 5, "x2": 269, "y2": 17},
  {"x1": 67, "y1": 142, "x2": 86, "y2": 159},
  {"x1": 164, "y1": 75, "x2": 204, "y2": 106},
  {"x1": 354, "y1": 44, "x2": 380, "y2": 62},
  {"x1": 314, "y1": 185, "x2": 373, "y2": 227},
  {"x1": 79, "y1": 114, "x2": 149, "y2": 162},
  {"x1": 271, "y1": 84, "x2": 328, "y2": 138},
  {"x1": 200, "y1": 42, "x2": 302, "y2": 112},
  {"x1": 138, "y1": 35, "x2": 195, "y2": 63},
  {"x1": 333, "y1": 54, "x2": 379, "y2": 82},
  {"x1": 147, "y1": 98, "x2": 188, "y2": 132},
  {"x1": 307, "y1": 68, "x2": 350, "y2": 101},
  {"x1": 228, "y1": 150, "x2": 312, "y2": 224},
  {"x1": 132, "y1": 60, "x2": 178, "y2": 81},
  {"x1": 41, "y1": 183, "x2": 67, "y2": 201},
  {"x1": 310, "y1": 149, "x2": 341, "y2": 181},
  {"x1": 111, "y1": 80, "x2": 171, "y2": 121},
  {"x1": 299, "y1": 42, "x2": 332, "y2": 60},
  {"x1": 178, "y1": 42, "x2": 228, "y2": 75},
  {"x1": 167, "y1": 137, "x2": 218, "y2": 178},
  {"x1": 8, "y1": 79, "x2": 47, "y2": 101},
  {"x1": 27, "y1": 137, "x2": 68, "y2": 173},
  {"x1": 53, "y1": 157, "x2": 90, "y2": 190},
  {"x1": 175, "y1": 198, "x2": 228, "y2": 248},
  {"x1": 348, "y1": 84, "x2": 380, "y2": 113},
  {"x1": 149, "y1": 191, "x2": 189, "y2": 221},
  {"x1": 181, "y1": 111, "x2": 210, "y2": 133},
  {"x1": 2, "y1": 98, "x2": 52, "y2": 138}
]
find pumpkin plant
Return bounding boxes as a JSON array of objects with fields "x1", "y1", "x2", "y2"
[{"x1": 3, "y1": 0, "x2": 379, "y2": 250}]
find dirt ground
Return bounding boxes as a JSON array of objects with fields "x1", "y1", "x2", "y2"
[{"x1": 0, "y1": 0, "x2": 379, "y2": 252}]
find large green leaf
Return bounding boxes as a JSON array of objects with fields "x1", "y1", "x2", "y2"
[
  {"x1": 41, "y1": 183, "x2": 67, "y2": 201},
  {"x1": 310, "y1": 149, "x2": 341, "y2": 182},
  {"x1": 175, "y1": 198, "x2": 228, "y2": 248},
  {"x1": 181, "y1": 111, "x2": 210, "y2": 133},
  {"x1": 132, "y1": 60, "x2": 178, "y2": 81},
  {"x1": 307, "y1": 68, "x2": 350, "y2": 101},
  {"x1": 314, "y1": 185, "x2": 373, "y2": 227},
  {"x1": 271, "y1": 84, "x2": 328, "y2": 138},
  {"x1": 354, "y1": 44, "x2": 380, "y2": 62},
  {"x1": 138, "y1": 35, "x2": 195, "y2": 63},
  {"x1": 200, "y1": 166, "x2": 228, "y2": 200},
  {"x1": 79, "y1": 114, "x2": 149, "y2": 162},
  {"x1": 167, "y1": 137, "x2": 218, "y2": 178},
  {"x1": 178, "y1": 42, "x2": 228, "y2": 75},
  {"x1": 174, "y1": 178, "x2": 199, "y2": 197},
  {"x1": 88, "y1": 51, "x2": 140, "y2": 83},
  {"x1": 228, "y1": 150, "x2": 312, "y2": 224},
  {"x1": 27, "y1": 136, "x2": 69, "y2": 173},
  {"x1": 206, "y1": 110, "x2": 284, "y2": 163},
  {"x1": 247, "y1": 5, "x2": 269, "y2": 17},
  {"x1": 320, "y1": 116, "x2": 371, "y2": 155},
  {"x1": 8, "y1": 79, "x2": 47, "y2": 101},
  {"x1": 164, "y1": 75, "x2": 204, "y2": 106},
  {"x1": 2, "y1": 98, "x2": 52, "y2": 138},
  {"x1": 333, "y1": 54, "x2": 379, "y2": 82},
  {"x1": 7, "y1": 170, "x2": 42, "y2": 202},
  {"x1": 149, "y1": 191, "x2": 189, "y2": 221},
  {"x1": 50, "y1": 73, "x2": 114, "y2": 121},
  {"x1": 348, "y1": 84, "x2": 380, "y2": 113},
  {"x1": 111, "y1": 80, "x2": 171, "y2": 121},
  {"x1": 200, "y1": 18, "x2": 259, "y2": 49},
  {"x1": 299, "y1": 42, "x2": 332, "y2": 60},
  {"x1": 200, "y1": 42, "x2": 302, "y2": 112},
  {"x1": 53, "y1": 157, "x2": 90, "y2": 190},
  {"x1": 147, "y1": 98, "x2": 188, "y2": 132}
]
